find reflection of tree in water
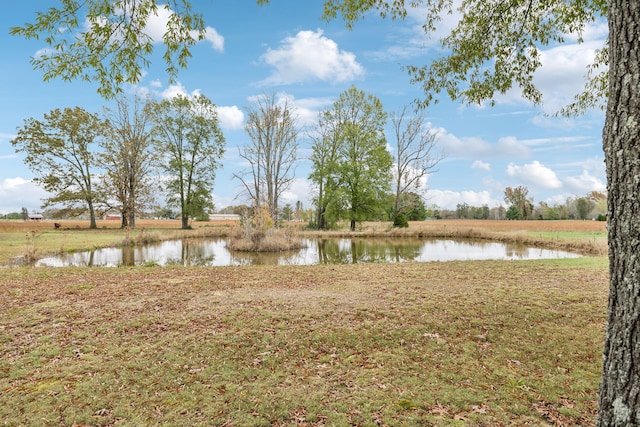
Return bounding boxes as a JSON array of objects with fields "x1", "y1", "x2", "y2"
[
  {"x1": 504, "y1": 244, "x2": 530, "y2": 259},
  {"x1": 121, "y1": 246, "x2": 135, "y2": 266},
  {"x1": 229, "y1": 251, "x2": 286, "y2": 266},
  {"x1": 316, "y1": 238, "x2": 423, "y2": 264},
  {"x1": 180, "y1": 240, "x2": 215, "y2": 266}
]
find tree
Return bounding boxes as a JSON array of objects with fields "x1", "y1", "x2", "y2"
[
  {"x1": 100, "y1": 96, "x2": 158, "y2": 228},
  {"x1": 312, "y1": 86, "x2": 392, "y2": 231},
  {"x1": 150, "y1": 94, "x2": 225, "y2": 229},
  {"x1": 321, "y1": 1, "x2": 607, "y2": 114},
  {"x1": 234, "y1": 93, "x2": 298, "y2": 224},
  {"x1": 598, "y1": 3, "x2": 640, "y2": 423},
  {"x1": 504, "y1": 186, "x2": 533, "y2": 220},
  {"x1": 11, "y1": 107, "x2": 106, "y2": 228},
  {"x1": 575, "y1": 197, "x2": 595, "y2": 220},
  {"x1": 10, "y1": 1, "x2": 208, "y2": 99},
  {"x1": 309, "y1": 111, "x2": 342, "y2": 230},
  {"x1": 391, "y1": 106, "x2": 440, "y2": 227}
]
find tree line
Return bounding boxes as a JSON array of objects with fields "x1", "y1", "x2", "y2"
[
  {"x1": 10, "y1": 86, "x2": 440, "y2": 230},
  {"x1": 11, "y1": 94, "x2": 224, "y2": 230}
]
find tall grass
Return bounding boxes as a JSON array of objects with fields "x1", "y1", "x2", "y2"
[{"x1": 227, "y1": 223, "x2": 304, "y2": 252}]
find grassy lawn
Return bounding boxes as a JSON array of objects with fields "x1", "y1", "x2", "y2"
[{"x1": 0, "y1": 255, "x2": 608, "y2": 425}]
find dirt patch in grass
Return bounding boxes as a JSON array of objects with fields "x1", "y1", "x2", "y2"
[{"x1": 0, "y1": 258, "x2": 608, "y2": 425}]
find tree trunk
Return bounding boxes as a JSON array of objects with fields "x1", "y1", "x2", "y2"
[
  {"x1": 88, "y1": 200, "x2": 97, "y2": 229},
  {"x1": 121, "y1": 207, "x2": 129, "y2": 228},
  {"x1": 597, "y1": 1, "x2": 640, "y2": 425}
]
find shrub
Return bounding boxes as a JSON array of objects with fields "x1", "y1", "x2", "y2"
[{"x1": 393, "y1": 213, "x2": 409, "y2": 228}]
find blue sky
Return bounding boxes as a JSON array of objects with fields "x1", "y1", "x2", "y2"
[{"x1": 0, "y1": 1, "x2": 607, "y2": 215}]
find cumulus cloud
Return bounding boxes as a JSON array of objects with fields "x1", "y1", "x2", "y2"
[
  {"x1": 0, "y1": 177, "x2": 48, "y2": 214},
  {"x1": 472, "y1": 160, "x2": 491, "y2": 171},
  {"x1": 564, "y1": 170, "x2": 606, "y2": 194},
  {"x1": 159, "y1": 82, "x2": 202, "y2": 99},
  {"x1": 279, "y1": 178, "x2": 313, "y2": 208},
  {"x1": 425, "y1": 189, "x2": 498, "y2": 210},
  {"x1": 433, "y1": 126, "x2": 530, "y2": 159},
  {"x1": 215, "y1": 106, "x2": 244, "y2": 130},
  {"x1": 131, "y1": 6, "x2": 224, "y2": 51},
  {"x1": 259, "y1": 30, "x2": 364, "y2": 86},
  {"x1": 506, "y1": 160, "x2": 563, "y2": 189}
]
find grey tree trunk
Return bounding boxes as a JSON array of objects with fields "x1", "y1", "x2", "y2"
[{"x1": 597, "y1": 1, "x2": 640, "y2": 425}]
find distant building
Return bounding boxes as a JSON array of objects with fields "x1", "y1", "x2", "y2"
[
  {"x1": 209, "y1": 214, "x2": 241, "y2": 221},
  {"x1": 28, "y1": 213, "x2": 44, "y2": 221}
]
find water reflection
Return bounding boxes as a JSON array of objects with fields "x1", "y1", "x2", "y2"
[{"x1": 33, "y1": 237, "x2": 581, "y2": 268}]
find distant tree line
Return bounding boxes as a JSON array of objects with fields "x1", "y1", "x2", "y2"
[{"x1": 435, "y1": 187, "x2": 607, "y2": 221}]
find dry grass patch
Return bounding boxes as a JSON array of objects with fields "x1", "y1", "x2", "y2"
[{"x1": 0, "y1": 258, "x2": 607, "y2": 425}]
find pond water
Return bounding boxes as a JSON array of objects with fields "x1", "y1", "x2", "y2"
[{"x1": 33, "y1": 237, "x2": 581, "y2": 267}]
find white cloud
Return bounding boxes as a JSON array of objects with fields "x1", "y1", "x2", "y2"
[
  {"x1": 81, "y1": 5, "x2": 224, "y2": 58},
  {"x1": 564, "y1": 170, "x2": 606, "y2": 194},
  {"x1": 216, "y1": 105, "x2": 244, "y2": 130},
  {"x1": 259, "y1": 29, "x2": 364, "y2": 85},
  {"x1": 0, "y1": 177, "x2": 48, "y2": 214},
  {"x1": 472, "y1": 160, "x2": 491, "y2": 171},
  {"x1": 246, "y1": 92, "x2": 335, "y2": 128},
  {"x1": 159, "y1": 82, "x2": 201, "y2": 99},
  {"x1": 280, "y1": 178, "x2": 313, "y2": 208},
  {"x1": 137, "y1": 6, "x2": 224, "y2": 51},
  {"x1": 433, "y1": 126, "x2": 530, "y2": 159},
  {"x1": 506, "y1": 160, "x2": 563, "y2": 189},
  {"x1": 200, "y1": 26, "x2": 224, "y2": 52},
  {"x1": 425, "y1": 189, "x2": 498, "y2": 210}
]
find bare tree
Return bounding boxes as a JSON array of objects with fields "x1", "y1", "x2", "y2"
[
  {"x1": 391, "y1": 106, "x2": 441, "y2": 225},
  {"x1": 234, "y1": 93, "x2": 298, "y2": 223},
  {"x1": 99, "y1": 96, "x2": 158, "y2": 228}
]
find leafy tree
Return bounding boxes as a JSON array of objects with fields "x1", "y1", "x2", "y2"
[
  {"x1": 10, "y1": 1, "x2": 208, "y2": 99},
  {"x1": 20, "y1": 207, "x2": 29, "y2": 221},
  {"x1": 4, "y1": 212, "x2": 24, "y2": 220},
  {"x1": 456, "y1": 203, "x2": 470, "y2": 219},
  {"x1": 155, "y1": 206, "x2": 175, "y2": 220},
  {"x1": 505, "y1": 205, "x2": 522, "y2": 220},
  {"x1": 11, "y1": 107, "x2": 106, "y2": 228},
  {"x1": 100, "y1": 96, "x2": 158, "y2": 228},
  {"x1": 321, "y1": 1, "x2": 606, "y2": 114},
  {"x1": 575, "y1": 197, "x2": 595, "y2": 220},
  {"x1": 504, "y1": 186, "x2": 533, "y2": 220},
  {"x1": 280, "y1": 204, "x2": 294, "y2": 222},
  {"x1": 308, "y1": 112, "x2": 342, "y2": 230},
  {"x1": 313, "y1": 86, "x2": 392, "y2": 231},
  {"x1": 390, "y1": 106, "x2": 440, "y2": 227},
  {"x1": 588, "y1": 190, "x2": 607, "y2": 219},
  {"x1": 234, "y1": 93, "x2": 298, "y2": 224},
  {"x1": 150, "y1": 94, "x2": 225, "y2": 229}
]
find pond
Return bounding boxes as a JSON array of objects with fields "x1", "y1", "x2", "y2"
[{"x1": 32, "y1": 237, "x2": 582, "y2": 267}]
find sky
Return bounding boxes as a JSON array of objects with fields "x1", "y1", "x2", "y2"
[{"x1": 0, "y1": 1, "x2": 608, "y2": 215}]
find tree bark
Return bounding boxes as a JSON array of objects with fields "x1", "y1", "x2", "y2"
[{"x1": 597, "y1": 1, "x2": 640, "y2": 425}]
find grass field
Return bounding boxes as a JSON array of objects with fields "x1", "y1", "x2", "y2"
[{"x1": 0, "y1": 220, "x2": 609, "y2": 425}]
